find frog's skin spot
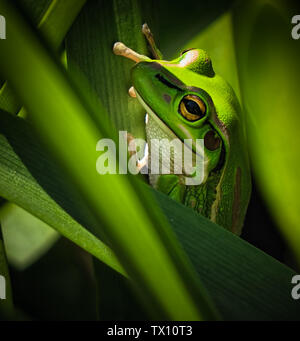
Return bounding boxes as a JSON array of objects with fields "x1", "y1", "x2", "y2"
[
  {"x1": 163, "y1": 93, "x2": 171, "y2": 103},
  {"x1": 204, "y1": 130, "x2": 221, "y2": 151},
  {"x1": 232, "y1": 167, "x2": 241, "y2": 234}
]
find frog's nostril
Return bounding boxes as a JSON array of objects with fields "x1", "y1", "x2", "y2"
[{"x1": 204, "y1": 131, "x2": 221, "y2": 151}]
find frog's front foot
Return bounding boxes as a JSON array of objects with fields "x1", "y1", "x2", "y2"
[
  {"x1": 127, "y1": 133, "x2": 148, "y2": 173},
  {"x1": 128, "y1": 86, "x2": 136, "y2": 98},
  {"x1": 113, "y1": 42, "x2": 150, "y2": 63}
]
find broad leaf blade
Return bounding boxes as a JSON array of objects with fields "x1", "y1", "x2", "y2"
[
  {"x1": 181, "y1": 12, "x2": 240, "y2": 101},
  {"x1": 0, "y1": 0, "x2": 86, "y2": 114},
  {"x1": 0, "y1": 0, "x2": 218, "y2": 321},
  {"x1": 66, "y1": 0, "x2": 148, "y2": 139},
  {"x1": 0, "y1": 224, "x2": 14, "y2": 319},
  {"x1": 153, "y1": 187, "x2": 300, "y2": 320},
  {"x1": 151, "y1": 0, "x2": 235, "y2": 59},
  {"x1": 0, "y1": 110, "x2": 125, "y2": 276},
  {"x1": 232, "y1": 0, "x2": 300, "y2": 262},
  {"x1": 37, "y1": 0, "x2": 86, "y2": 48},
  {"x1": 0, "y1": 203, "x2": 59, "y2": 270},
  {"x1": 0, "y1": 106, "x2": 299, "y2": 320}
]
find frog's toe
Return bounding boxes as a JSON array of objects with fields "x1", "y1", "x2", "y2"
[{"x1": 128, "y1": 86, "x2": 136, "y2": 98}]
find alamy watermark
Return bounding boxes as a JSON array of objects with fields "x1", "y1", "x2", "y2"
[
  {"x1": 292, "y1": 15, "x2": 300, "y2": 40},
  {"x1": 96, "y1": 131, "x2": 205, "y2": 186},
  {"x1": 0, "y1": 275, "x2": 5, "y2": 300},
  {"x1": 291, "y1": 275, "x2": 300, "y2": 300},
  {"x1": 0, "y1": 15, "x2": 6, "y2": 40}
]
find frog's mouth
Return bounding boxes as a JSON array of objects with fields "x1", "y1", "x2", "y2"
[{"x1": 135, "y1": 90, "x2": 210, "y2": 181}]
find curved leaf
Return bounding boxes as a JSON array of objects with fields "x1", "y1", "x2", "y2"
[
  {"x1": 0, "y1": 107, "x2": 299, "y2": 320},
  {"x1": 0, "y1": 0, "x2": 218, "y2": 321},
  {"x1": 233, "y1": 0, "x2": 300, "y2": 263},
  {"x1": 0, "y1": 0, "x2": 86, "y2": 114}
]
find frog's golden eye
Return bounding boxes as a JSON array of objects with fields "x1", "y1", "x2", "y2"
[{"x1": 179, "y1": 95, "x2": 206, "y2": 121}]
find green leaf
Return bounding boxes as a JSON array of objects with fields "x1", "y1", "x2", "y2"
[
  {"x1": 92, "y1": 258, "x2": 149, "y2": 320},
  {"x1": 0, "y1": 0, "x2": 50, "y2": 86},
  {"x1": 0, "y1": 83, "x2": 20, "y2": 115},
  {"x1": 0, "y1": 110, "x2": 125, "y2": 277},
  {"x1": 18, "y1": 0, "x2": 52, "y2": 25},
  {"x1": 152, "y1": 0, "x2": 235, "y2": 59},
  {"x1": 0, "y1": 224, "x2": 14, "y2": 319},
  {"x1": 66, "y1": 0, "x2": 300, "y2": 319},
  {"x1": 181, "y1": 11, "x2": 240, "y2": 101},
  {"x1": 232, "y1": 0, "x2": 300, "y2": 263},
  {"x1": 0, "y1": 203, "x2": 59, "y2": 270},
  {"x1": 1, "y1": 0, "x2": 299, "y2": 321},
  {"x1": 37, "y1": 0, "x2": 86, "y2": 48},
  {"x1": 0, "y1": 85, "x2": 299, "y2": 320},
  {"x1": 66, "y1": 0, "x2": 148, "y2": 139},
  {"x1": 153, "y1": 187, "x2": 300, "y2": 320},
  {"x1": 0, "y1": 0, "x2": 218, "y2": 320},
  {"x1": 0, "y1": 0, "x2": 86, "y2": 114},
  {"x1": 10, "y1": 237, "x2": 99, "y2": 320}
]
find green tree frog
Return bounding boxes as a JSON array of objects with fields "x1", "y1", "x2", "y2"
[{"x1": 113, "y1": 24, "x2": 251, "y2": 235}]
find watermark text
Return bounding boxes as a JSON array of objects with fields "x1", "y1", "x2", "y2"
[
  {"x1": 291, "y1": 275, "x2": 300, "y2": 300},
  {"x1": 0, "y1": 275, "x2": 6, "y2": 300},
  {"x1": 0, "y1": 15, "x2": 6, "y2": 40},
  {"x1": 96, "y1": 131, "x2": 205, "y2": 186},
  {"x1": 292, "y1": 15, "x2": 300, "y2": 40}
]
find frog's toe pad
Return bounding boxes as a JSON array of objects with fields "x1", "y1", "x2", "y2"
[{"x1": 128, "y1": 86, "x2": 136, "y2": 98}]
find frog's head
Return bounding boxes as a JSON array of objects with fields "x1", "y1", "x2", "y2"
[
  {"x1": 133, "y1": 48, "x2": 231, "y2": 173},
  {"x1": 113, "y1": 42, "x2": 240, "y2": 176}
]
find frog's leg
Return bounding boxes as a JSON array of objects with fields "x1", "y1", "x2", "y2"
[{"x1": 142, "y1": 23, "x2": 163, "y2": 60}]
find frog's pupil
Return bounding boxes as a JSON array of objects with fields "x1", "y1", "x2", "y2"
[{"x1": 184, "y1": 99, "x2": 203, "y2": 116}]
